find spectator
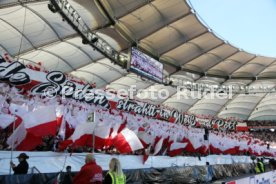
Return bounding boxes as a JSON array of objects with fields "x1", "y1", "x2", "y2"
[
  {"x1": 10, "y1": 153, "x2": 29, "y2": 175},
  {"x1": 255, "y1": 158, "x2": 265, "y2": 174},
  {"x1": 73, "y1": 153, "x2": 103, "y2": 184},
  {"x1": 269, "y1": 159, "x2": 276, "y2": 170},
  {"x1": 104, "y1": 158, "x2": 126, "y2": 184},
  {"x1": 57, "y1": 165, "x2": 73, "y2": 184}
]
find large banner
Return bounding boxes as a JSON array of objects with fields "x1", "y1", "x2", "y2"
[
  {"x1": 0, "y1": 51, "x2": 247, "y2": 131},
  {"x1": 227, "y1": 171, "x2": 276, "y2": 184}
]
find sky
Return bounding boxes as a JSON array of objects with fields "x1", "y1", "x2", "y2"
[{"x1": 188, "y1": 0, "x2": 276, "y2": 57}]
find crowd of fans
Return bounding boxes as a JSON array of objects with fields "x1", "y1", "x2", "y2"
[
  {"x1": 250, "y1": 130, "x2": 276, "y2": 143},
  {"x1": 247, "y1": 120, "x2": 276, "y2": 127},
  {"x1": 0, "y1": 82, "x2": 275, "y2": 157}
]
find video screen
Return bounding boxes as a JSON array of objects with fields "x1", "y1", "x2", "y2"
[{"x1": 130, "y1": 47, "x2": 163, "y2": 83}]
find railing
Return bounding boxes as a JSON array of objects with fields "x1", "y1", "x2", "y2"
[{"x1": 29, "y1": 166, "x2": 41, "y2": 174}]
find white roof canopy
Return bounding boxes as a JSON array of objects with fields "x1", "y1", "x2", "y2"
[{"x1": 1, "y1": 0, "x2": 276, "y2": 120}]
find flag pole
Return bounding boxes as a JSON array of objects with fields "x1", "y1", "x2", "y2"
[
  {"x1": 9, "y1": 113, "x2": 17, "y2": 175},
  {"x1": 208, "y1": 134, "x2": 210, "y2": 156},
  {"x1": 1, "y1": 88, "x2": 12, "y2": 174},
  {"x1": 92, "y1": 111, "x2": 96, "y2": 153}
]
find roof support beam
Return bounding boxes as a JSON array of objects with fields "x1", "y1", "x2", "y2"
[
  {"x1": 72, "y1": 57, "x2": 104, "y2": 71},
  {"x1": 204, "y1": 50, "x2": 240, "y2": 72},
  {"x1": 130, "y1": 33, "x2": 213, "y2": 71},
  {"x1": 184, "y1": 99, "x2": 201, "y2": 112},
  {"x1": 248, "y1": 62, "x2": 270, "y2": 68},
  {"x1": 247, "y1": 93, "x2": 269, "y2": 120},
  {"x1": 96, "y1": 0, "x2": 192, "y2": 71},
  {"x1": 69, "y1": 57, "x2": 125, "y2": 77},
  {"x1": 0, "y1": 17, "x2": 35, "y2": 53},
  {"x1": 0, "y1": 44, "x2": 11, "y2": 55},
  {"x1": 182, "y1": 42, "x2": 224, "y2": 66},
  {"x1": 64, "y1": 41, "x2": 100, "y2": 62},
  {"x1": 95, "y1": 0, "x2": 135, "y2": 44},
  {"x1": 108, "y1": 82, "x2": 132, "y2": 89},
  {"x1": 106, "y1": 74, "x2": 153, "y2": 88},
  {"x1": 106, "y1": 81, "x2": 150, "y2": 95},
  {"x1": 162, "y1": 101, "x2": 192, "y2": 108},
  {"x1": 158, "y1": 90, "x2": 177, "y2": 104},
  {"x1": 38, "y1": 48, "x2": 74, "y2": 70},
  {"x1": 160, "y1": 31, "x2": 208, "y2": 57},
  {"x1": 0, "y1": 0, "x2": 48, "y2": 9},
  {"x1": 229, "y1": 56, "x2": 257, "y2": 76},
  {"x1": 215, "y1": 77, "x2": 257, "y2": 116},
  {"x1": 101, "y1": 72, "x2": 135, "y2": 89},
  {"x1": 254, "y1": 59, "x2": 276, "y2": 78},
  {"x1": 24, "y1": 5, "x2": 61, "y2": 40},
  {"x1": 98, "y1": 0, "x2": 165, "y2": 42},
  {"x1": 102, "y1": 0, "x2": 155, "y2": 20},
  {"x1": 75, "y1": 70, "x2": 109, "y2": 84},
  {"x1": 18, "y1": 57, "x2": 40, "y2": 66},
  {"x1": 216, "y1": 94, "x2": 239, "y2": 116},
  {"x1": 14, "y1": 34, "x2": 78, "y2": 58},
  {"x1": 97, "y1": 62, "x2": 125, "y2": 75},
  {"x1": 95, "y1": 0, "x2": 115, "y2": 25},
  {"x1": 137, "y1": 12, "x2": 192, "y2": 41}
]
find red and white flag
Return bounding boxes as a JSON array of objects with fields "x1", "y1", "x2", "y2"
[
  {"x1": 57, "y1": 106, "x2": 69, "y2": 140},
  {"x1": 108, "y1": 118, "x2": 127, "y2": 139},
  {"x1": 236, "y1": 122, "x2": 248, "y2": 131},
  {"x1": 110, "y1": 123, "x2": 121, "y2": 139},
  {"x1": 71, "y1": 123, "x2": 96, "y2": 142},
  {"x1": 9, "y1": 103, "x2": 28, "y2": 117},
  {"x1": 168, "y1": 142, "x2": 187, "y2": 157},
  {"x1": 7, "y1": 122, "x2": 41, "y2": 151},
  {"x1": 7, "y1": 123, "x2": 27, "y2": 148},
  {"x1": 0, "y1": 113, "x2": 16, "y2": 129},
  {"x1": 113, "y1": 128, "x2": 144, "y2": 154},
  {"x1": 94, "y1": 125, "x2": 112, "y2": 148},
  {"x1": 143, "y1": 145, "x2": 151, "y2": 164},
  {"x1": 56, "y1": 105, "x2": 65, "y2": 127},
  {"x1": 188, "y1": 129, "x2": 205, "y2": 150},
  {"x1": 22, "y1": 105, "x2": 57, "y2": 137},
  {"x1": 153, "y1": 137, "x2": 164, "y2": 155},
  {"x1": 117, "y1": 118, "x2": 127, "y2": 133},
  {"x1": 138, "y1": 132, "x2": 154, "y2": 147},
  {"x1": 71, "y1": 123, "x2": 111, "y2": 149}
]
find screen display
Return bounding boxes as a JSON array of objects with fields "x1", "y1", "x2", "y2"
[{"x1": 130, "y1": 47, "x2": 163, "y2": 83}]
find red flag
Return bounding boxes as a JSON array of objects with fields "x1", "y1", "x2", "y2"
[
  {"x1": 16, "y1": 133, "x2": 42, "y2": 151},
  {"x1": 58, "y1": 139, "x2": 73, "y2": 151},
  {"x1": 65, "y1": 121, "x2": 75, "y2": 140}
]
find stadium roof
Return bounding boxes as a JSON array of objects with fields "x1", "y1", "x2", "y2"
[{"x1": 1, "y1": 0, "x2": 276, "y2": 121}]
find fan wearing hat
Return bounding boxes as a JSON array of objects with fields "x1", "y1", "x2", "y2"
[{"x1": 10, "y1": 153, "x2": 29, "y2": 175}]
